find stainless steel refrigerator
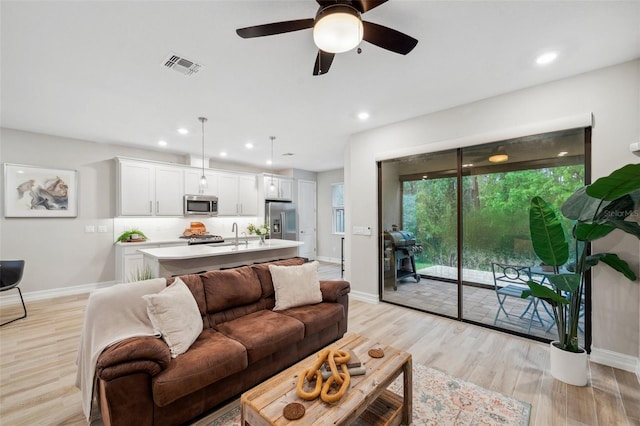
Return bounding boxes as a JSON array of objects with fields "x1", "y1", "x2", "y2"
[{"x1": 265, "y1": 201, "x2": 297, "y2": 241}]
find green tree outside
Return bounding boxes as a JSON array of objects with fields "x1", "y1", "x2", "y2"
[{"x1": 402, "y1": 165, "x2": 584, "y2": 276}]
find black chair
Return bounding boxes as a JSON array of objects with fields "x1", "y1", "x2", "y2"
[{"x1": 0, "y1": 260, "x2": 27, "y2": 326}]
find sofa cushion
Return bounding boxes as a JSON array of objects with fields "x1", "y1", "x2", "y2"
[
  {"x1": 152, "y1": 329, "x2": 248, "y2": 407},
  {"x1": 167, "y1": 274, "x2": 207, "y2": 317},
  {"x1": 278, "y1": 302, "x2": 345, "y2": 337},
  {"x1": 143, "y1": 277, "x2": 203, "y2": 358},
  {"x1": 270, "y1": 261, "x2": 323, "y2": 311},
  {"x1": 201, "y1": 266, "x2": 262, "y2": 313},
  {"x1": 216, "y1": 310, "x2": 305, "y2": 363},
  {"x1": 251, "y1": 257, "x2": 306, "y2": 298}
]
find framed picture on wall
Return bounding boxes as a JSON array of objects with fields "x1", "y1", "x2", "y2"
[{"x1": 3, "y1": 163, "x2": 78, "y2": 218}]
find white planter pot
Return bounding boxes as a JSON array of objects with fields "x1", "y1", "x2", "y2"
[{"x1": 549, "y1": 341, "x2": 588, "y2": 386}]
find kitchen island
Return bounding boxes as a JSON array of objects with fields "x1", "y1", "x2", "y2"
[{"x1": 138, "y1": 239, "x2": 304, "y2": 278}]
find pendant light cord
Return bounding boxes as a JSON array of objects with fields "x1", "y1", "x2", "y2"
[
  {"x1": 198, "y1": 117, "x2": 208, "y2": 193},
  {"x1": 269, "y1": 136, "x2": 276, "y2": 189}
]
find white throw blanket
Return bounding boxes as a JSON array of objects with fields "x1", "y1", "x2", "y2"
[{"x1": 75, "y1": 278, "x2": 167, "y2": 421}]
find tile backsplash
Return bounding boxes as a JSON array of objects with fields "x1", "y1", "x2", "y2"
[{"x1": 114, "y1": 216, "x2": 262, "y2": 242}]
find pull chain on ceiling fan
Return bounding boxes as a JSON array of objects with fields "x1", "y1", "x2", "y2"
[{"x1": 236, "y1": 0, "x2": 418, "y2": 76}]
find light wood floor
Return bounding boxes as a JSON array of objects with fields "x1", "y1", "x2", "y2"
[{"x1": 1, "y1": 262, "x2": 639, "y2": 425}]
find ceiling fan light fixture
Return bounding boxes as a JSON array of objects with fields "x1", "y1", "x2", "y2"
[{"x1": 313, "y1": 5, "x2": 363, "y2": 54}]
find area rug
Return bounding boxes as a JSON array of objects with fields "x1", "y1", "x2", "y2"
[{"x1": 207, "y1": 364, "x2": 531, "y2": 425}]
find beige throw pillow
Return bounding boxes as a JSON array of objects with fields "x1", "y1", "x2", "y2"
[
  {"x1": 270, "y1": 261, "x2": 323, "y2": 311},
  {"x1": 143, "y1": 277, "x2": 203, "y2": 358}
]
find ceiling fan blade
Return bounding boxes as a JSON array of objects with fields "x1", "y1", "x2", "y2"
[
  {"x1": 351, "y1": 0, "x2": 389, "y2": 14},
  {"x1": 313, "y1": 50, "x2": 335, "y2": 76},
  {"x1": 362, "y1": 21, "x2": 418, "y2": 55},
  {"x1": 236, "y1": 19, "x2": 314, "y2": 38}
]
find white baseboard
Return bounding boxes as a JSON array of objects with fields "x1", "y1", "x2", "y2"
[
  {"x1": 349, "y1": 290, "x2": 379, "y2": 304},
  {"x1": 0, "y1": 281, "x2": 116, "y2": 306},
  {"x1": 590, "y1": 346, "x2": 640, "y2": 375},
  {"x1": 317, "y1": 256, "x2": 341, "y2": 264}
]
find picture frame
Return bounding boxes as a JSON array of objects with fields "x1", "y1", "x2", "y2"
[{"x1": 3, "y1": 163, "x2": 78, "y2": 218}]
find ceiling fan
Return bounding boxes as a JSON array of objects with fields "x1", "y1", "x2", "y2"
[{"x1": 236, "y1": 0, "x2": 418, "y2": 76}]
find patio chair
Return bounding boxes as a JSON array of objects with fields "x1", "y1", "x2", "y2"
[
  {"x1": 0, "y1": 260, "x2": 27, "y2": 326},
  {"x1": 491, "y1": 262, "x2": 544, "y2": 333}
]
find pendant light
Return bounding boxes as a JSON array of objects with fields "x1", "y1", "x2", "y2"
[
  {"x1": 269, "y1": 136, "x2": 276, "y2": 192},
  {"x1": 198, "y1": 117, "x2": 208, "y2": 193}
]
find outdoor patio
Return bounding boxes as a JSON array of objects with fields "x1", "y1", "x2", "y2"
[{"x1": 382, "y1": 265, "x2": 585, "y2": 345}]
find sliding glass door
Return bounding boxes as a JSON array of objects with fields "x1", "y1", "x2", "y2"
[
  {"x1": 379, "y1": 128, "x2": 588, "y2": 345},
  {"x1": 380, "y1": 149, "x2": 458, "y2": 317}
]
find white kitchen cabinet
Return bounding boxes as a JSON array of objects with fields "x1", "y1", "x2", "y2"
[
  {"x1": 116, "y1": 241, "x2": 187, "y2": 282},
  {"x1": 218, "y1": 173, "x2": 258, "y2": 216},
  {"x1": 238, "y1": 174, "x2": 258, "y2": 215},
  {"x1": 119, "y1": 161, "x2": 155, "y2": 216},
  {"x1": 117, "y1": 159, "x2": 184, "y2": 216},
  {"x1": 155, "y1": 165, "x2": 184, "y2": 216},
  {"x1": 184, "y1": 169, "x2": 219, "y2": 196},
  {"x1": 263, "y1": 175, "x2": 293, "y2": 201}
]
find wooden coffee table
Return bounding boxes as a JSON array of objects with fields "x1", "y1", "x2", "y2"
[{"x1": 241, "y1": 333, "x2": 412, "y2": 425}]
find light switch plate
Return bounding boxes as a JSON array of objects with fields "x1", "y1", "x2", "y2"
[
  {"x1": 85, "y1": 225, "x2": 96, "y2": 233},
  {"x1": 98, "y1": 225, "x2": 108, "y2": 233}
]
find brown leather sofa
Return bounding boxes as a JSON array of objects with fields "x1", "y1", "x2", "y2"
[{"x1": 95, "y1": 258, "x2": 350, "y2": 425}]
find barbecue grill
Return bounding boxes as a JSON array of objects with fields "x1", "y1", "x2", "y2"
[{"x1": 384, "y1": 229, "x2": 423, "y2": 290}]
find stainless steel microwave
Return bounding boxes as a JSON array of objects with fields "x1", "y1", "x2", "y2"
[{"x1": 184, "y1": 194, "x2": 218, "y2": 217}]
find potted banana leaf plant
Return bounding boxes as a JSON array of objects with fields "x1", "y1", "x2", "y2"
[{"x1": 524, "y1": 163, "x2": 640, "y2": 386}]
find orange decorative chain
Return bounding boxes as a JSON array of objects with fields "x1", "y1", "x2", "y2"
[{"x1": 296, "y1": 349, "x2": 352, "y2": 403}]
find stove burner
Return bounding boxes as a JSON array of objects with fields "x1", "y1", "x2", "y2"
[{"x1": 182, "y1": 235, "x2": 225, "y2": 245}]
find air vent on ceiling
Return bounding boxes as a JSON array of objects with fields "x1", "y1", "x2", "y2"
[{"x1": 162, "y1": 52, "x2": 203, "y2": 76}]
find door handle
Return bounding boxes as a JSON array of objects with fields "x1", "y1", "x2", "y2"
[{"x1": 156, "y1": 201, "x2": 159, "y2": 214}]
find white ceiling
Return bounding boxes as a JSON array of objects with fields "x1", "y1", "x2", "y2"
[{"x1": 1, "y1": 1, "x2": 639, "y2": 172}]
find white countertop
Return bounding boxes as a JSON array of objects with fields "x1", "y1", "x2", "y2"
[{"x1": 138, "y1": 239, "x2": 303, "y2": 260}]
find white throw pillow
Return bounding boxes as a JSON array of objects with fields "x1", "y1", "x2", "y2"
[
  {"x1": 143, "y1": 277, "x2": 203, "y2": 358},
  {"x1": 270, "y1": 261, "x2": 323, "y2": 311}
]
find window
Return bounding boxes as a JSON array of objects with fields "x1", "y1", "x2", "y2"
[{"x1": 332, "y1": 183, "x2": 344, "y2": 234}]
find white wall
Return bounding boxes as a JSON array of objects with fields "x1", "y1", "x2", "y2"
[
  {"x1": 317, "y1": 168, "x2": 344, "y2": 263},
  {"x1": 345, "y1": 60, "x2": 640, "y2": 363}
]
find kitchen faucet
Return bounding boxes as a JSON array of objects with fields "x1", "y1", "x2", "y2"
[{"x1": 232, "y1": 222, "x2": 238, "y2": 246}]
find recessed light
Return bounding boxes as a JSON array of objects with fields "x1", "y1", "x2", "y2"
[
  {"x1": 220, "y1": 151, "x2": 227, "y2": 157},
  {"x1": 177, "y1": 128, "x2": 189, "y2": 135},
  {"x1": 157, "y1": 140, "x2": 168, "y2": 147},
  {"x1": 536, "y1": 51, "x2": 558, "y2": 65},
  {"x1": 245, "y1": 142, "x2": 254, "y2": 149},
  {"x1": 462, "y1": 163, "x2": 473, "y2": 168},
  {"x1": 266, "y1": 159, "x2": 273, "y2": 165},
  {"x1": 558, "y1": 151, "x2": 569, "y2": 157},
  {"x1": 357, "y1": 111, "x2": 370, "y2": 120}
]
